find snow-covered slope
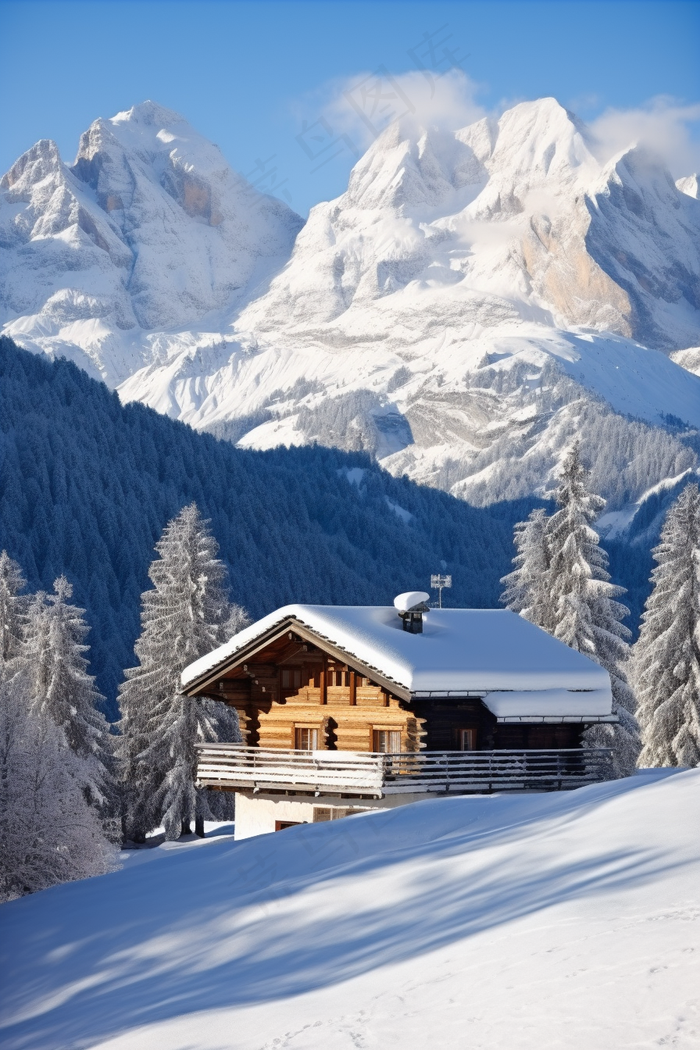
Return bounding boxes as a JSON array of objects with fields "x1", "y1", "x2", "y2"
[
  {"x1": 122, "y1": 316, "x2": 700, "y2": 510},
  {"x1": 1, "y1": 769, "x2": 698, "y2": 1050},
  {"x1": 3, "y1": 99, "x2": 700, "y2": 516},
  {"x1": 0, "y1": 102, "x2": 303, "y2": 385}
]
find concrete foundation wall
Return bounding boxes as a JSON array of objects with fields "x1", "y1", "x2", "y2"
[{"x1": 233, "y1": 791, "x2": 431, "y2": 840}]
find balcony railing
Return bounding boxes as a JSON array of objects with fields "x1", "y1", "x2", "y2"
[{"x1": 195, "y1": 745, "x2": 614, "y2": 796}]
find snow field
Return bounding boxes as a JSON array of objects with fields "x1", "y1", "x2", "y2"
[{"x1": 1, "y1": 768, "x2": 698, "y2": 1049}]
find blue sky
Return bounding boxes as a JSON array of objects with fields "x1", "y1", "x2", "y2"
[{"x1": 1, "y1": 0, "x2": 699, "y2": 215}]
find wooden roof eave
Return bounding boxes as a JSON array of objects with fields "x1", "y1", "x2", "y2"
[{"x1": 182, "y1": 616, "x2": 413, "y2": 703}]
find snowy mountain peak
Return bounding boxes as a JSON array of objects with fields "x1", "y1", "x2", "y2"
[
  {"x1": 72, "y1": 100, "x2": 237, "y2": 211},
  {"x1": 489, "y1": 98, "x2": 595, "y2": 182},
  {"x1": 112, "y1": 99, "x2": 186, "y2": 129},
  {"x1": 0, "y1": 138, "x2": 63, "y2": 191},
  {"x1": 238, "y1": 97, "x2": 700, "y2": 352},
  {"x1": 345, "y1": 119, "x2": 484, "y2": 212},
  {"x1": 344, "y1": 99, "x2": 593, "y2": 217},
  {"x1": 598, "y1": 141, "x2": 677, "y2": 191},
  {"x1": 0, "y1": 102, "x2": 303, "y2": 383},
  {"x1": 582, "y1": 143, "x2": 700, "y2": 348},
  {"x1": 676, "y1": 173, "x2": 699, "y2": 199}
]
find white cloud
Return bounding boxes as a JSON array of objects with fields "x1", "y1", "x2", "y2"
[
  {"x1": 308, "y1": 69, "x2": 487, "y2": 155},
  {"x1": 588, "y1": 96, "x2": 700, "y2": 176}
]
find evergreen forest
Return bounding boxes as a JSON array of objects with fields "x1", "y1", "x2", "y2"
[
  {"x1": 1, "y1": 336, "x2": 542, "y2": 716},
  {"x1": 0, "y1": 337, "x2": 679, "y2": 718}
]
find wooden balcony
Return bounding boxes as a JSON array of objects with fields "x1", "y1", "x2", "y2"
[{"x1": 195, "y1": 744, "x2": 614, "y2": 797}]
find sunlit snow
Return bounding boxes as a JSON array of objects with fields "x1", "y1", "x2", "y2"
[{"x1": 1, "y1": 769, "x2": 698, "y2": 1050}]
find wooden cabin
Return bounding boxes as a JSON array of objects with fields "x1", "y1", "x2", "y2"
[{"x1": 182, "y1": 595, "x2": 617, "y2": 838}]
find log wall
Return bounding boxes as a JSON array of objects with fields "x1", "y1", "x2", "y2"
[{"x1": 216, "y1": 657, "x2": 426, "y2": 753}]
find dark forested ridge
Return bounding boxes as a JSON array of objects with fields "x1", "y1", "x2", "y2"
[{"x1": 0, "y1": 336, "x2": 541, "y2": 716}]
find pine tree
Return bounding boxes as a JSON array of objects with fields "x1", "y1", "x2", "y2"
[
  {"x1": 22, "y1": 577, "x2": 114, "y2": 810},
  {"x1": 634, "y1": 483, "x2": 700, "y2": 767},
  {"x1": 500, "y1": 508, "x2": 551, "y2": 630},
  {"x1": 0, "y1": 550, "x2": 27, "y2": 669},
  {"x1": 546, "y1": 443, "x2": 640, "y2": 776},
  {"x1": 118, "y1": 503, "x2": 243, "y2": 842},
  {"x1": 0, "y1": 676, "x2": 116, "y2": 901},
  {"x1": 223, "y1": 602, "x2": 251, "y2": 640}
]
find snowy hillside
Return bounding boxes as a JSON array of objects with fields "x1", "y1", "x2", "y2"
[
  {"x1": 1, "y1": 769, "x2": 698, "y2": 1050},
  {"x1": 3, "y1": 99, "x2": 700, "y2": 517},
  {"x1": 121, "y1": 317, "x2": 700, "y2": 512},
  {"x1": 673, "y1": 344, "x2": 700, "y2": 377}
]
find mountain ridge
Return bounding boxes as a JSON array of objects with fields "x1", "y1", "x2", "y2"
[{"x1": 2, "y1": 98, "x2": 699, "y2": 533}]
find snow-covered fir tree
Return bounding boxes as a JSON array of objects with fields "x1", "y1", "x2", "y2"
[
  {"x1": 118, "y1": 503, "x2": 245, "y2": 842},
  {"x1": 22, "y1": 577, "x2": 114, "y2": 811},
  {"x1": 633, "y1": 483, "x2": 700, "y2": 767},
  {"x1": 500, "y1": 508, "x2": 552, "y2": 630},
  {"x1": 0, "y1": 551, "x2": 27, "y2": 670},
  {"x1": 546, "y1": 443, "x2": 640, "y2": 775},
  {"x1": 223, "y1": 602, "x2": 252, "y2": 640},
  {"x1": 0, "y1": 675, "x2": 116, "y2": 901}
]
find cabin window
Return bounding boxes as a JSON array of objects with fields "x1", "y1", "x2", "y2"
[
  {"x1": 373, "y1": 730, "x2": 401, "y2": 753},
  {"x1": 458, "y1": 729, "x2": 476, "y2": 751},
  {"x1": 295, "y1": 727, "x2": 318, "y2": 750}
]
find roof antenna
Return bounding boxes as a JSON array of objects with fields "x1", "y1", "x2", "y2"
[
  {"x1": 394, "y1": 591, "x2": 430, "y2": 634},
  {"x1": 430, "y1": 573, "x2": 452, "y2": 609}
]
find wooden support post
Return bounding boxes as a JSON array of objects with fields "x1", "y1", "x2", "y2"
[
  {"x1": 349, "y1": 670, "x2": 356, "y2": 706},
  {"x1": 320, "y1": 664, "x2": 327, "y2": 705}
]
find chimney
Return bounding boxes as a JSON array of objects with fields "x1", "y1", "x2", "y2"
[{"x1": 393, "y1": 591, "x2": 430, "y2": 634}]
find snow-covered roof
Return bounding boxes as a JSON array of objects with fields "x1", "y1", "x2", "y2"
[{"x1": 182, "y1": 605, "x2": 612, "y2": 717}]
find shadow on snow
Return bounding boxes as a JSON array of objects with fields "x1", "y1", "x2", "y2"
[{"x1": 0, "y1": 772, "x2": 689, "y2": 1050}]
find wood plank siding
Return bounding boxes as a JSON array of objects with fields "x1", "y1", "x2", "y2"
[{"x1": 207, "y1": 632, "x2": 426, "y2": 753}]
